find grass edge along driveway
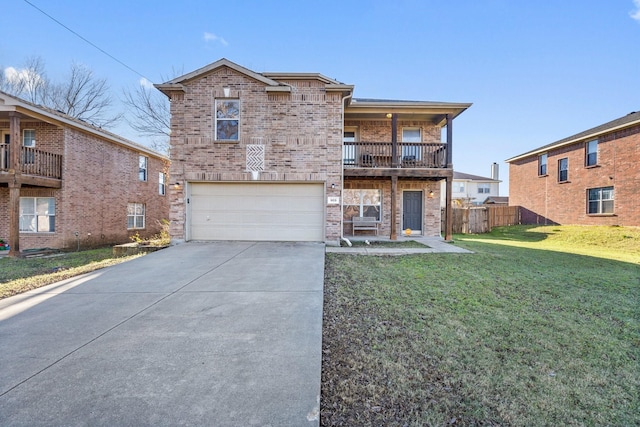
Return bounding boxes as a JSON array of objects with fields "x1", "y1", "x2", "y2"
[{"x1": 321, "y1": 225, "x2": 640, "y2": 427}]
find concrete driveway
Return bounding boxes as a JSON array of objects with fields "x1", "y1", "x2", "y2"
[{"x1": 0, "y1": 242, "x2": 325, "y2": 426}]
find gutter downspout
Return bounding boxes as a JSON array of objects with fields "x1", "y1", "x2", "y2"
[{"x1": 340, "y1": 92, "x2": 353, "y2": 247}]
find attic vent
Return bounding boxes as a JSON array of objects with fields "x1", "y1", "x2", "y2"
[{"x1": 246, "y1": 144, "x2": 265, "y2": 171}]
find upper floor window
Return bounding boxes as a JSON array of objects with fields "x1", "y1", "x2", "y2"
[
  {"x1": 20, "y1": 197, "x2": 55, "y2": 232},
  {"x1": 586, "y1": 139, "x2": 598, "y2": 166},
  {"x1": 588, "y1": 187, "x2": 614, "y2": 214},
  {"x1": 159, "y1": 172, "x2": 166, "y2": 195},
  {"x1": 538, "y1": 153, "x2": 547, "y2": 176},
  {"x1": 558, "y1": 158, "x2": 568, "y2": 182},
  {"x1": 127, "y1": 202, "x2": 146, "y2": 229},
  {"x1": 478, "y1": 183, "x2": 491, "y2": 194},
  {"x1": 343, "y1": 128, "x2": 357, "y2": 165},
  {"x1": 453, "y1": 182, "x2": 465, "y2": 193},
  {"x1": 215, "y1": 99, "x2": 240, "y2": 141},
  {"x1": 23, "y1": 129, "x2": 36, "y2": 147},
  {"x1": 402, "y1": 128, "x2": 422, "y2": 161},
  {"x1": 139, "y1": 156, "x2": 148, "y2": 181}
]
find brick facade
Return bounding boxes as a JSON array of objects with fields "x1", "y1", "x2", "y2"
[
  {"x1": 165, "y1": 65, "x2": 344, "y2": 243},
  {"x1": 0, "y1": 114, "x2": 169, "y2": 251},
  {"x1": 508, "y1": 120, "x2": 640, "y2": 226}
]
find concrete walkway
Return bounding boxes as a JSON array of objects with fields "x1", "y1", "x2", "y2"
[
  {"x1": 325, "y1": 236, "x2": 473, "y2": 255},
  {"x1": 0, "y1": 242, "x2": 324, "y2": 427}
]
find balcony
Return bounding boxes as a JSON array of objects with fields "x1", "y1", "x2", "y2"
[
  {"x1": 343, "y1": 142, "x2": 451, "y2": 178},
  {"x1": 0, "y1": 145, "x2": 63, "y2": 187}
]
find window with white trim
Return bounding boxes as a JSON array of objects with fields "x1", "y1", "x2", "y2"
[
  {"x1": 127, "y1": 203, "x2": 145, "y2": 229},
  {"x1": 558, "y1": 158, "x2": 568, "y2": 182},
  {"x1": 453, "y1": 182, "x2": 465, "y2": 193},
  {"x1": 20, "y1": 197, "x2": 55, "y2": 232},
  {"x1": 23, "y1": 129, "x2": 36, "y2": 147},
  {"x1": 402, "y1": 128, "x2": 422, "y2": 161},
  {"x1": 343, "y1": 128, "x2": 357, "y2": 165},
  {"x1": 586, "y1": 139, "x2": 598, "y2": 166},
  {"x1": 215, "y1": 99, "x2": 240, "y2": 140},
  {"x1": 159, "y1": 172, "x2": 166, "y2": 195},
  {"x1": 538, "y1": 153, "x2": 547, "y2": 176},
  {"x1": 343, "y1": 189, "x2": 381, "y2": 221},
  {"x1": 588, "y1": 187, "x2": 614, "y2": 214},
  {"x1": 478, "y1": 183, "x2": 491, "y2": 194},
  {"x1": 139, "y1": 156, "x2": 148, "y2": 181}
]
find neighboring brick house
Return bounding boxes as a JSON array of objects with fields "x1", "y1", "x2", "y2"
[
  {"x1": 506, "y1": 111, "x2": 640, "y2": 226},
  {"x1": 155, "y1": 58, "x2": 471, "y2": 244},
  {"x1": 0, "y1": 91, "x2": 170, "y2": 256}
]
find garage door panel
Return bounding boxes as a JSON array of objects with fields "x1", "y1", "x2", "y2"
[{"x1": 189, "y1": 183, "x2": 324, "y2": 242}]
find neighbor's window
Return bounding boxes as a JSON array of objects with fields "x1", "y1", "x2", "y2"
[
  {"x1": 159, "y1": 172, "x2": 166, "y2": 195},
  {"x1": 453, "y1": 182, "x2": 465, "y2": 193},
  {"x1": 215, "y1": 99, "x2": 240, "y2": 140},
  {"x1": 20, "y1": 197, "x2": 55, "y2": 232},
  {"x1": 538, "y1": 153, "x2": 547, "y2": 176},
  {"x1": 127, "y1": 203, "x2": 145, "y2": 229},
  {"x1": 558, "y1": 158, "x2": 568, "y2": 182},
  {"x1": 588, "y1": 187, "x2": 614, "y2": 214},
  {"x1": 478, "y1": 183, "x2": 491, "y2": 194},
  {"x1": 139, "y1": 156, "x2": 148, "y2": 181},
  {"x1": 402, "y1": 128, "x2": 422, "y2": 160},
  {"x1": 22, "y1": 129, "x2": 36, "y2": 147},
  {"x1": 343, "y1": 189, "x2": 381, "y2": 221},
  {"x1": 586, "y1": 139, "x2": 598, "y2": 166}
]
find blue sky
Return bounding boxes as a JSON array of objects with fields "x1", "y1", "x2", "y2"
[{"x1": 3, "y1": 0, "x2": 640, "y2": 195}]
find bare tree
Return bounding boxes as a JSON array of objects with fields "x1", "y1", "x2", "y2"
[
  {"x1": 122, "y1": 82, "x2": 170, "y2": 149},
  {"x1": 0, "y1": 56, "x2": 48, "y2": 104},
  {"x1": 121, "y1": 70, "x2": 181, "y2": 154},
  {"x1": 47, "y1": 62, "x2": 121, "y2": 128},
  {"x1": 1, "y1": 57, "x2": 120, "y2": 128}
]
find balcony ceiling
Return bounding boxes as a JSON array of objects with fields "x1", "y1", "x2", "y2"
[{"x1": 345, "y1": 98, "x2": 472, "y2": 125}]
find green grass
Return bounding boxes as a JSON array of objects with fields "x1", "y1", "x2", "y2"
[
  {"x1": 0, "y1": 248, "x2": 143, "y2": 299},
  {"x1": 321, "y1": 225, "x2": 640, "y2": 426}
]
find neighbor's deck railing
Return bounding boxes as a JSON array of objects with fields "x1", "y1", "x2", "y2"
[
  {"x1": 343, "y1": 142, "x2": 447, "y2": 168},
  {"x1": 0, "y1": 145, "x2": 63, "y2": 179}
]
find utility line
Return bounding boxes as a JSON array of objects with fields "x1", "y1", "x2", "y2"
[{"x1": 23, "y1": 0, "x2": 153, "y2": 83}]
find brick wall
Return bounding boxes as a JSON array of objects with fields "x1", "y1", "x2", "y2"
[
  {"x1": 0, "y1": 121, "x2": 169, "y2": 250},
  {"x1": 343, "y1": 178, "x2": 441, "y2": 236},
  {"x1": 509, "y1": 124, "x2": 640, "y2": 226},
  {"x1": 168, "y1": 66, "x2": 344, "y2": 242}
]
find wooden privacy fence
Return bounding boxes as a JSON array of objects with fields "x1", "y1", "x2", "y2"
[{"x1": 444, "y1": 206, "x2": 521, "y2": 234}]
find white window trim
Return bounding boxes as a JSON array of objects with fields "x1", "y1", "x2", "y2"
[
  {"x1": 214, "y1": 98, "x2": 240, "y2": 141},
  {"x1": 19, "y1": 197, "x2": 55, "y2": 233},
  {"x1": 139, "y1": 155, "x2": 148, "y2": 182},
  {"x1": 159, "y1": 172, "x2": 166, "y2": 196},
  {"x1": 23, "y1": 129, "x2": 36, "y2": 147},
  {"x1": 343, "y1": 189, "x2": 382, "y2": 222},
  {"x1": 127, "y1": 202, "x2": 146, "y2": 230}
]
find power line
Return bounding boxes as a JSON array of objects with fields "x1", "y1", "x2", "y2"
[{"x1": 23, "y1": 0, "x2": 153, "y2": 83}]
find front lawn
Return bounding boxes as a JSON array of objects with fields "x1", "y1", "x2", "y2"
[
  {"x1": 0, "y1": 248, "x2": 143, "y2": 299},
  {"x1": 321, "y1": 225, "x2": 640, "y2": 426}
]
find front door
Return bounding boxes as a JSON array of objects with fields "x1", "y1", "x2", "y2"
[{"x1": 403, "y1": 191, "x2": 422, "y2": 233}]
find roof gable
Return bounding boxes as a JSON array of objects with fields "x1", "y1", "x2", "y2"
[
  {"x1": 506, "y1": 110, "x2": 640, "y2": 162},
  {"x1": 0, "y1": 90, "x2": 168, "y2": 160},
  {"x1": 161, "y1": 58, "x2": 282, "y2": 87}
]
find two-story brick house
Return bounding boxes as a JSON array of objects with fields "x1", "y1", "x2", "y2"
[
  {"x1": 156, "y1": 59, "x2": 471, "y2": 244},
  {"x1": 0, "y1": 91, "x2": 170, "y2": 257},
  {"x1": 506, "y1": 111, "x2": 640, "y2": 226}
]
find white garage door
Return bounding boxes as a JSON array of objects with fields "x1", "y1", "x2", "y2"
[{"x1": 189, "y1": 183, "x2": 325, "y2": 241}]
